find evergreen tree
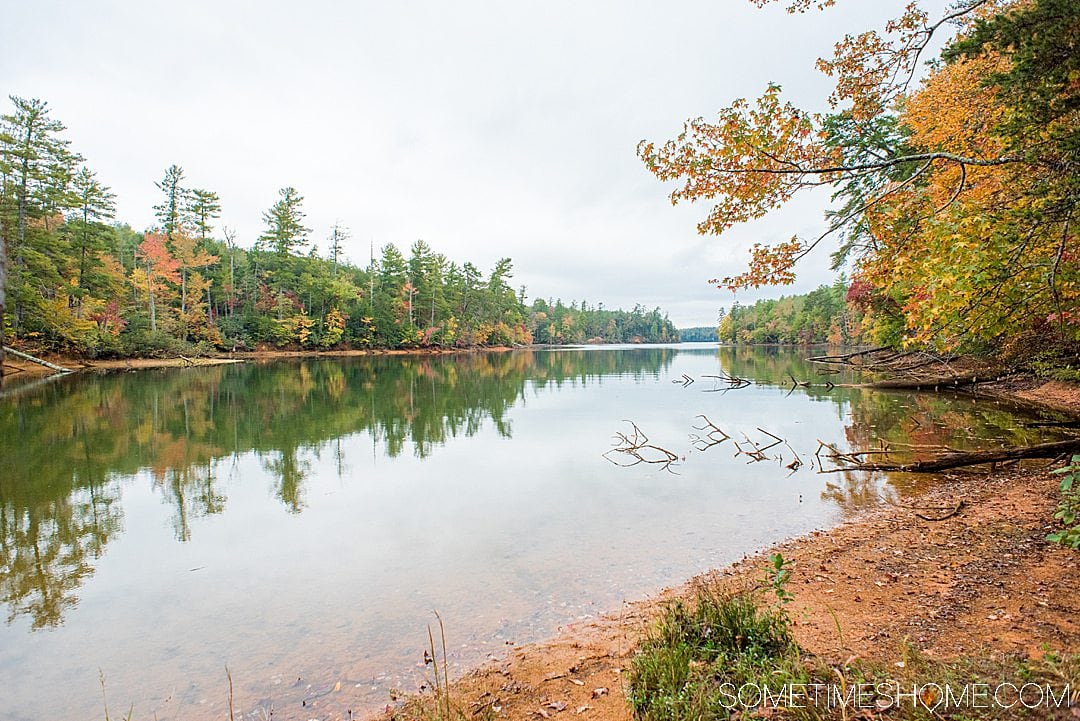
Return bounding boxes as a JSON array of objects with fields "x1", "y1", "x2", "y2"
[
  {"x1": 258, "y1": 187, "x2": 310, "y2": 256},
  {"x1": 68, "y1": 167, "x2": 116, "y2": 311},
  {"x1": 153, "y1": 164, "x2": 189, "y2": 238},
  {"x1": 0, "y1": 96, "x2": 81, "y2": 355},
  {"x1": 327, "y1": 222, "x2": 349, "y2": 276},
  {"x1": 187, "y1": 188, "x2": 221, "y2": 240}
]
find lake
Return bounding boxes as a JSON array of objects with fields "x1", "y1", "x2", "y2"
[{"x1": 0, "y1": 345, "x2": 1056, "y2": 720}]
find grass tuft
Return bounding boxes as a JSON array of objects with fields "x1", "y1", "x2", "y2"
[{"x1": 627, "y1": 580, "x2": 1079, "y2": 720}]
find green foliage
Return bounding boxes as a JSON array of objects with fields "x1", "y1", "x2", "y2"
[
  {"x1": 723, "y1": 280, "x2": 859, "y2": 345},
  {"x1": 0, "y1": 95, "x2": 679, "y2": 358},
  {"x1": 628, "y1": 585, "x2": 802, "y2": 721},
  {"x1": 677, "y1": 326, "x2": 718, "y2": 342},
  {"x1": 1047, "y1": 454, "x2": 1080, "y2": 549},
  {"x1": 152, "y1": 164, "x2": 188, "y2": 237},
  {"x1": 530, "y1": 298, "x2": 677, "y2": 345},
  {"x1": 629, "y1": 573, "x2": 1079, "y2": 720},
  {"x1": 763, "y1": 552, "x2": 794, "y2": 605},
  {"x1": 257, "y1": 186, "x2": 310, "y2": 256}
]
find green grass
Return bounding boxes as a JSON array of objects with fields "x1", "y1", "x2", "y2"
[
  {"x1": 626, "y1": 582, "x2": 1079, "y2": 720},
  {"x1": 627, "y1": 584, "x2": 821, "y2": 721}
]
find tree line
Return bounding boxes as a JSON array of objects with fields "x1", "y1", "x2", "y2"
[
  {"x1": 0, "y1": 98, "x2": 675, "y2": 365},
  {"x1": 718, "y1": 280, "x2": 860, "y2": 345}
]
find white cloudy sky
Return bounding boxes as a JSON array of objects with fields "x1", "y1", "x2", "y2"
[{"x1": 4, "y1": 0, "x2": 951, "y2": 327}]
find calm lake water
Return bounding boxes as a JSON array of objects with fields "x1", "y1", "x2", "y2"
[{"x1": 0, "y1": 345, "x2": 1057, "y2": 721}]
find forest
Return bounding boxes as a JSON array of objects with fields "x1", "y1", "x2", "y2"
[
  {"x1": 639, "y1": 0, "x2": 1078, "y2": 362},
  {"x1": 0, "y1": 110, "x2": 676, "y2": 362},
  {"x1": 718, "y1": 280, "x2": 860, "y2": 345}
]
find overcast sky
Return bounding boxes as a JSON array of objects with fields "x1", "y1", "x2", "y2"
[{"x1": 4, "y1": 0, "x2": 950, "y2": 327}]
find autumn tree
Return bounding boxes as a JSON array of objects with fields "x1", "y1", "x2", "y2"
[
  {"x1": 638, "y1": 0, "x2": 1079, "y2": 352},
  {"x1": 132, "y1": 232, "x2": 181, "y2": 334},
  {"x1": 171, "y1": 231, "x2": 218, "y2": 334}
]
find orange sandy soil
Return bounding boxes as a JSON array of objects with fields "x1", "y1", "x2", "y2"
[
  {"x1": 368, "y1": 463, "x2": 1078, "y2": 721},
  {"x1": 975, "y1": 377, "x2": 1080, "y2": 418}
]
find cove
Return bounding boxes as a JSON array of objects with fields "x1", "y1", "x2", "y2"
[{"x1": 0, "y1": 345, "x2": 1056, "y2": 721}]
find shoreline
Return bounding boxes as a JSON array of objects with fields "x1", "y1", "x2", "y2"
[
  {"x1": 374, "y1": 463, "x2": 1078, "y2": 721},
  {"x1": 367, "y1": 381, "x2": 1080, "y2": 721},
  {"x1": 0, "y1": 344, "x2": 523, "y2": 377}
]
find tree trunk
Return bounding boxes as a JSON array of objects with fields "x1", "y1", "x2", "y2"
[
  {"x1": 861, "y1": 373, "x2": 990, "y2": 390},
  {"x1": 0, "y1": 221, "x2": 6, "y2": 383},
  {"x1": 2, "y1": 345, "x2": 72, "y2": 373},
  {"x1": 826, "y1": 438, "x2": 1080, "y2": 473},
  {"x1": 147, "y1": 258, "x2": 157, "y2": 333},
  {"x1": 229, "y1": 246, "x2": 235, "y2": 319}
]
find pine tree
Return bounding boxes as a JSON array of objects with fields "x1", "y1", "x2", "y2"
[
  {"x1": 328, "y1": 222, "x2": 349, "y2": 276},
  {"x1": 187, "y1": 188, "x2": 221, "y2": 240},
  {"x1": 69, "y1": 167, "x2": 116, "y2": 312},
  {"x1": 153, "y1": 164, "x2": 189, "y2": 238},
  {"x1": 258, "y1": 187, "x2": 310, "y2": 256},
  {"x1": 0, "y1": 96, "x2": 82, "y2": 367}
]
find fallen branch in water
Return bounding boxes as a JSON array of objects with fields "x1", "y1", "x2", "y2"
[
  {"x1": 690, "y1": 415, "x2": 731, "y2": 451},
  {"x1": 736, "y1": 427, "x2": 785, "y2": 463},
  {"x1": 819, "y1": 438, "x2": 1080, "y2": 474},
  {"x1": 860, "y1": 373, "x2": 998, "y2": 391},
  {"x1": 604, "y1": 420, "x2": 680, "y2": 473}
]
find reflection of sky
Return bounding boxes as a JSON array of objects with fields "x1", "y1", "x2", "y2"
[{"x1": 0, "y1": 347, "x2": 1051, "y2": 721}]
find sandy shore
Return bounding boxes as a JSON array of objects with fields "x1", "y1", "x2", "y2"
[{"x1": 368, "y1": 462, "x2": 1078, "y2": 721}]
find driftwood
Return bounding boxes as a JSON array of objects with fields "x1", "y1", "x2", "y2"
[
  {"x1": 860, "y1": 373, "x2": 993, "y2": 391},
  {"x1": 820, "y1": 438, "x2": 1080, "y2": 473},
  {"x1": 806, "y1": 347, "x2": 894, "y2": 365},
  {"x1": 806, "y1": 347, "x2": 988, "y2": 388},
  {"x1": 806, "y1": 347, "x2": 1015, "y2": 394},
  {"x1": 2, "y1": 345, "x2": 73, "y2": 374}
]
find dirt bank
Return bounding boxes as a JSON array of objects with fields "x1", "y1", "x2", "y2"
[
  {"x1": 971, "y1": 377, "x2": 1080, "y2": 418},
  {"x1": 369, "y1": 463, "x2": 1077, "y2": 721},
  {"x1": 0, "y1": 345, "x2": 517, "y2": 377}
]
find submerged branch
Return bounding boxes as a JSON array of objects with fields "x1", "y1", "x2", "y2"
[{"x1": 820, "y1": 438, "x2": 1080, "y2": 474}]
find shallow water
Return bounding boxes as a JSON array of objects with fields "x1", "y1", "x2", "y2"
[{"x1": 0, "y1": 345, "x2": 1056, "y2": 720}]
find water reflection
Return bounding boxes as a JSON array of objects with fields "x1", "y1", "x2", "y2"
[
  {"x1": 0, "y1": 349, "x2": 675, "y2": 628},
  {"x1": 0, "y1": 345, "x2": 1062, "y2": 721}
]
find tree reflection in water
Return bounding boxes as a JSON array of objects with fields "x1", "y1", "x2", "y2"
[{"x1": 0, "y1": 348, "x2": 675, "y2": 628}]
